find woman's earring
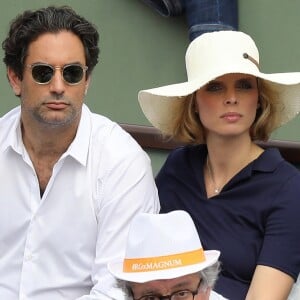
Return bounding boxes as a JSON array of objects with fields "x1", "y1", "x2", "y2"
[{"x1": 257, "y1": 99, "x2": 261, "y2": 109}]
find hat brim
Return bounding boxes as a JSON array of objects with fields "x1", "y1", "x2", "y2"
[
  {"x1": 138, "y1": 70, "x2": 300, "y2": 132},
  {"x1": 108, "y1": 250, "x2": 220, "y2": 283}
]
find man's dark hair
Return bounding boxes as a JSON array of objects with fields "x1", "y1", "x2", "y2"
[{"x1": 2, "y1": 5, "x2": 99, "y2": 79}]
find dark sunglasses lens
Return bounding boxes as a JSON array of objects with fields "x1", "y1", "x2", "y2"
[
  {"x1": 63, "y1": 65, "x2": 84, "y2": 84},
  {"x1": 32, "y1": 65, "x2": 54, "y2": 83}
]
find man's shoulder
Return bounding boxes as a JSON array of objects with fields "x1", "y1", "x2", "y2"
[
  {"x1": 85, "y1": 107, "x2": 144, "y2": 157},
  {"x1": 0, "y1": 106, "x2": 20, "y2": 141},
  {"x1": 0, "y1": 106, "x2": 20, "y2": 124}
]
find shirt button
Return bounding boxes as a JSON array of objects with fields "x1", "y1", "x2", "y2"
[
  {"x1": 20, "y1": 293, "x2": 27, "y2": 300},
  {"x1": 25, "y1": 253, "x2": 33, "y2": 261}
]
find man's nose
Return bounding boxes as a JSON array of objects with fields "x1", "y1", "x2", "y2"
[{"x1": 48, "y1": 69, "x2": 65, "y2": 94}]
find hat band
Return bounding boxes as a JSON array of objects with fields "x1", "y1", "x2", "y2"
[{"x1": 123, "y1": 248, "x2": 205, "y2": 273}]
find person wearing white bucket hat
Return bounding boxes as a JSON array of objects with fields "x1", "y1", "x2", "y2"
[
  {"x1": 138, "y1": 31, "x2": 300, "y2": 299},
  {"x1": 108, "y1": 210, "x2": 227, "y2": 300}
]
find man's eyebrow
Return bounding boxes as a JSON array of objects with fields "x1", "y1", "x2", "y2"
[
  {"x1": 131, "y1": 278, "x2": 198, "y2": 295},
  {"x1": 131, "y1": 286, "x2": 160, "y2": 295},
  {"x1": 170, "y1": 280, "x2": 195, "y2": 289}
]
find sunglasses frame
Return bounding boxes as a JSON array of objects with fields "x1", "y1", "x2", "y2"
[{"x1": 26, "y1": 63, "x2": 88, "y2": 85}]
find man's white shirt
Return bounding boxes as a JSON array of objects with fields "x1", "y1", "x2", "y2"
[{"x1": 0, "y1": 105, "x2": 160, "y2": 299}]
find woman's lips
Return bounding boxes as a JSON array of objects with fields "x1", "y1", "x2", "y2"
[{"x1": 221, "y1": 112, "x2": 242, "y2": 122}]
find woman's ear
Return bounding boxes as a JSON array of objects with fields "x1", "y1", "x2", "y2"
[
  {"x1": 257, "y1": 100, "x2": 261, "y2": 109},
  {"x1": 7, "y1": 67, "x2": 22, "y2": 96}
]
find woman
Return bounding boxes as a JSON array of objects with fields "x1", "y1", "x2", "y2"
[{"x1": 138, "y1": 31, "x2": 300, "y2": 299}]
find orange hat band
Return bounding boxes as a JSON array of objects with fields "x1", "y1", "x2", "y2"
[{"x1": 123, "y1": 248, "x2": 205, "y2": 273}]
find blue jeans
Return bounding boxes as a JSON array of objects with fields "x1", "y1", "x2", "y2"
[
  {"x1": 141, "y1": 0, "x2": 185, "y2": 16},
  {"x1": 140, "y1": 0, "x2": 238, "y2": 41}
]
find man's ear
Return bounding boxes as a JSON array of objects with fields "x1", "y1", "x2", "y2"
[
  {"x1": 7, "y1": 67, "x2": 22, "y2": 96},
  {"x1": 84, "y1": 77, "x2": 91, "y2": 95},
  {"x1": 195, "y1": 287, "x2": 211, "y2": 300}
]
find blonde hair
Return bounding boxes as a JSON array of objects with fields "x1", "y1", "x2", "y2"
[
  {"x1": 251, "y1": 79, "x2": 283, "y2": 140},
  {"x1": 166, "y1": 78, "x2": 283, "y2": 144}
]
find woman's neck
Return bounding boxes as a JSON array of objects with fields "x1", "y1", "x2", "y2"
[{"x1": 204, "y1": 135, "x2": 264, "y2": 197}]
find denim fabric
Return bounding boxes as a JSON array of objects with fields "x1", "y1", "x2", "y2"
[
  {"x1": 186, "y1": 0, "x2": 238, "y2": 41},
  {"x1": 140, "y1": 0, "x2": 238, "y2": 41},
  {"x1": 141, "y1": 0, "x2": 184, "y2": 16}
]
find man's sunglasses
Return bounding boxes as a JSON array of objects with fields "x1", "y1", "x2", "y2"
[{"x1": 26, "y1": 63, "x2": 88, "y2": 85}]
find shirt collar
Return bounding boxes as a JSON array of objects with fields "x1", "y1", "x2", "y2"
[
  {"x1": 1, "y1": 106, "x2": 23, "y2": 154},
  {"x1": 2, "y1": 104, "x2": 91, "y2": 166},
  {"x1": 58, "y1": 104, "x2": 91, "y2": 166},
  {"x1": 252, "y1": 147, "x2": 284, "y2": 172}
]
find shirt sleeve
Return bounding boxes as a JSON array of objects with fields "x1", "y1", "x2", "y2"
[
  {"x1": 77, "y1": 124, "x2": 160, "y2": 299},
  {"x1": 257, "y1": 169, "x2": 300, "y2": 280}
]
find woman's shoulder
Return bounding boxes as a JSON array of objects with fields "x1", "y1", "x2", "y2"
[
  {"x1": 167, "y1": 144, "x2": 206, "y2": 161},
  {"x1": 258, "y1": 147, "x2": 300, "y2": 177},
  {"x1": 157, "y1": 144, "x2": 206, "y2": 179}
]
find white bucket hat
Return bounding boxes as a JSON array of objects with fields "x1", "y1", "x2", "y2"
[
  {"x1": 107, "y1": 210, "x2": 220, "y2": 283},
  {"x1": 138, "y1": 30, "x2": 300, "y2": 133}
]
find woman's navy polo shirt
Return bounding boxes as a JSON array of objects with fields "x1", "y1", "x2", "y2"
[{"x1": 157, "y1": 145, "x2": 300, "y2": 300}]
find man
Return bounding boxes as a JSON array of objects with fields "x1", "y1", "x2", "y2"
[
  {"x1": 0, "y1": 6, "x2": 159, "y2": 299},
  {"x1": 108, "y1": 210, "x2": 227, "y2": 300}
]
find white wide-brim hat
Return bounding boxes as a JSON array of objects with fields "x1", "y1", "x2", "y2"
[
  {"x1": 138, "y1": 30, "x2": 300, "y2": 133},
  {"x1": 107, "y1": 210, "x2": 220, "y2": 283}
]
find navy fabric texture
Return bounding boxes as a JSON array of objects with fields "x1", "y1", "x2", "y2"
[{"x1": 157, "y1": 145, "x2": 300, "y2": 300}]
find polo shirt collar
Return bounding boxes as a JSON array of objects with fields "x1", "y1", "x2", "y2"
[{"x1": 251, "y1": 147, "x2": 284, "y2": 173}]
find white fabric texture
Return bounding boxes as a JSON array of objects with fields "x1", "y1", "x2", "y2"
[
  {"x1": 210, "y1": 290, "x2": 228, "y2": 299},
  {"x1": 288, "y1": 273, "x2": 300, "y2": 300},
  {"x1": 108, "y1": 210, "x2": 220, "y2": 282},
  {"x1": 0, "y1": 104, "x2": 160, "y2": 300}
]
